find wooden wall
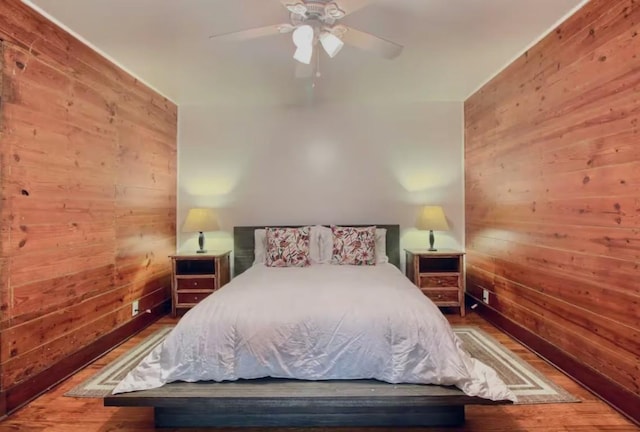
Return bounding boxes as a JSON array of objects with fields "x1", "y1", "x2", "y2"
[
  {"x1": 465, "y1": 0, "x2": 639, "y2": 424},
  {"x1": 0, "y1": 0, "x2": 177, "y2": 414}
]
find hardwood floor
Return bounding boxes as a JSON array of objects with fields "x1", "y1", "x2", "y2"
[{"x1": 0, "y1": 313, "x2": 637, "y2": 432}]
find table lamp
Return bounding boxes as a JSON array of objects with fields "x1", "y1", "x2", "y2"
[
  {"x1": 416, "y1": 205, "x2": 450, "y2": 251},
  {"x1": 182, "y1": 208, "x2": 219, "y2": 253}
]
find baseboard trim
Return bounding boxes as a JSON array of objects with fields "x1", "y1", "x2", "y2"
[
  {"x1": 0, "y1": 389, "x2": 6, "y2": 418},
  {"x1": 4, "y1": 300, "x2": 170, "y2": 415},
  {"x1": 468, "y1": 294, "x2": 640, "y2": 426}
]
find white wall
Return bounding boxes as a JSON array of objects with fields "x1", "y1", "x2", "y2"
[{"x1": 177, "y1": 101, "x2": 464, "y2": 272}]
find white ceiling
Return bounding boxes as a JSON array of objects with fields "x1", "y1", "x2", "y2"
[{"x1": 23, "y1": 0, "x2": 588, "y2": 106}]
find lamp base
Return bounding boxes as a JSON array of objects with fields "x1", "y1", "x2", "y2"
[
  {"x1": 428, "y1": 230, "x2": 437, "y2": 252},
  {"x1": 197, "y1": 231, "x2": 207, "y2": 254}
]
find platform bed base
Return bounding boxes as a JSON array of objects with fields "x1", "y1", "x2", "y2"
[
  {"x1": 154, "y1": 404, "x2": 465, "y2": 428},
  {"x1": 105, "y1": 378, "x2": 510, "y2": 428}
]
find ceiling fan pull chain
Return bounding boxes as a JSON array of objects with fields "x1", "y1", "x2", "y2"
[{"x1": 316, "y1": 49, "x2": 321, "y2": 77}]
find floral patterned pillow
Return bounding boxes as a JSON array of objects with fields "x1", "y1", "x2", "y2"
[
  {"x1": 331, "y1": 226, "x2": 376, "y2": 265},
  {"x1": 265, "y1": 227, "x2": 311, "y2": 267}
]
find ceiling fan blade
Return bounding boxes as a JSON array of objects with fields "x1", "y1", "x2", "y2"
[
  {"x1": 209, "y1": 24, "x2": 292, "y2": 41},
  {"x1": 340, "y1": 26, "x2": 403, "y2": 59}
]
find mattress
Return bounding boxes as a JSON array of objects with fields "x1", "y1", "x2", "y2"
[{"x1": 113, "y1": 263, "x2": 516, "y2": 402}]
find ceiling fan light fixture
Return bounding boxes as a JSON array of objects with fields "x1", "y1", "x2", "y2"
[
  {"x1": 292, "y1": 24, "x2": 314, "y2": 64},
  {"x1": 292, "y1": 24, "x2": 313, "y2": 46},
  {"x1": 286, "y1": 3, "x2": 308, "y2": 16},
  {"x1": 324, "y1": 3, "x2": 346, "y2": 20},
  {"x1": 319, "y1": 31, "x2": 344, "y2": 58},
  {"x1": 209, "y1": 1, "x2": 403, "y2": 72},
  {"x1": 293, "y1": 46, "x2": 313, "y2": 64}
]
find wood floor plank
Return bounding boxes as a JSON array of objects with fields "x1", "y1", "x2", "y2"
[{"x1": 0, "y1": 313, "x2": 637, "y2": 431}]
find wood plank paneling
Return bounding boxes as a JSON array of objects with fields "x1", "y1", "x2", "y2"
[
  {"x1": 11, "y1": 265, "x2": 115, "y2": 324},
  {"x1": 465, "y1": 0, "x2": 640, "y2": 424},
  {"x1": 0, "y1": 0, "x2": 177, "y2": 415}
]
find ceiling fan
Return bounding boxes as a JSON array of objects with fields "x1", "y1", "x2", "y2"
[{"x1": 209, "y1": 0, "x2": 403, "y2": 76}]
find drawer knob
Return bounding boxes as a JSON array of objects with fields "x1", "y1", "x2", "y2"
[
  {"x1": 194, "y1": 296, "x2": 199, "y2": 301},
  {"x1": 193, "y1": 281, "x2": 198, "y2": 286},
  {"x1": 437, "y1": 294, "x2": 443, "y2": 299}
]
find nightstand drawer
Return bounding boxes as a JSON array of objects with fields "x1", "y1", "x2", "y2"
[
  {"x1": 419, "y1": 275, "x2": 459, "y2": 288},
  {"x1": 421, "y1": 288, "x2": 459, "y2": 303},
  {"x1": 177, "y1": 291, "x2": 213, "y2": 305},
  {"x1": 177, "y1": 277, "x2": 215, "y2": 290}
]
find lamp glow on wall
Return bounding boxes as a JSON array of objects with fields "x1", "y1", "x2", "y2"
[
  {"x1": 182, "y1": 208, "x2": 219, "y2": 254},
  {"x1": 416, "y1": 205, "x2": 450, "y2": 251}
]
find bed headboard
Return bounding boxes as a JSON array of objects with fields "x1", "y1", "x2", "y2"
[{"x1": 233, "y1": 224, "x2": 400, "y2": 277}]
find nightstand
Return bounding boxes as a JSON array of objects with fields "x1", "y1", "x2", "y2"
[
  {"x1": 169, "y1": 251, "x2": 231, "y2": 317},
  {"x1": 405, "y1": 249, "x2": 465, "y2": 316}
]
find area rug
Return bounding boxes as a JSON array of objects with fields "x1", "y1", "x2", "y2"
[{"x1": 65, "y1": 325, "x2": 579, "y2": 404}]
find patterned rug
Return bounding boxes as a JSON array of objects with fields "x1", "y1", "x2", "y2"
[
  {"x1": 454, "y1": 326, "x2": 579, "y2": 404},
  {"x1": 65, "y1": 325, "x2": 579, "y2": 404}
]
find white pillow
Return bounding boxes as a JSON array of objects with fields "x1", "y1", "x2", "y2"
[
  {"x1": 254, "y1": 226, "x2": 323, "y2": 265},
  {"x1": 254, "y1": 229, "x2": 267, "y2": 264},
  {"x1": 316, "y1": 225, "x2": 333, "y2": 264},
  {"x1": 318, "y1": 226, "x2": 389, "y2": 264},
  {"x1": 309, "y1": 225, "x2": 323, "y2": 264},
  {"x1": 375, "y1": 228, "x2": 389, "y2": 264}
]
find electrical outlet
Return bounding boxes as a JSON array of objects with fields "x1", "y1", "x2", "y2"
[
  {"x1": 482, "y1": 289, "x2": 490, "y2": 305},
  {"x1": 132, "y1": 299, "x2": 140, "y2": 316}
]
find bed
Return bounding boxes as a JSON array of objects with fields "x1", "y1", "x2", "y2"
[{"x1": 105, "y1": 224, "x2": 514, "y2": 428}]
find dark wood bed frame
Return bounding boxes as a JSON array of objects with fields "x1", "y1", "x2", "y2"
[{"x1": 105, "y1": 224, "x2": 511, "y2": 428}]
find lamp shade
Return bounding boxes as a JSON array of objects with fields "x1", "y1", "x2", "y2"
[
  {"x1": 182, "y1": 208, "x2": 219, "y2": 233},
  {"x1": 416, "y1": 206, "x2": 450, "y2": 231}
]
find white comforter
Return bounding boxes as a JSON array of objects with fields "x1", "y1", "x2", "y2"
[{"x1": 113, "y1": 263, "x2": 516, "y2": 402}]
